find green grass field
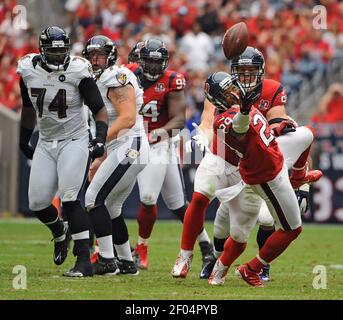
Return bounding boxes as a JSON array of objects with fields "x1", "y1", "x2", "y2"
[{"x1": 0, "y1": 219, "x2": 342, "y2": 300}]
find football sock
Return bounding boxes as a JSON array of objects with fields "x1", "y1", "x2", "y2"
[
  {"x1": 88, "y1": 217, "x2": 95, "y2": 249},
  {"x1": 88, "y1": 204, "x2": 113, "y2": 259},
  {"x1": 181, "y1": 192, "x2": 210, "y2": 251},
  {"x1": 63, "y1": 201, "x2": 89, "y2": 240},
  {"x1": 115, "y1": 240, "x2": 133, "y2": 262},
  {"x1": 219, "y1": 237, "x2": 246, "y2": 267},
  {"x1": 172, "y1": 205, "x2": 211, "y2": 244},
  {"x1": 248, "y1": 227, "x2": 302, "y2": 272},
  {"x1": 111, "y1": 214, "x2": 129, "y2": 245},
  {"x1": 180, "y1": 249, "x2": 193, "y2": 259},
  {"x1": 73, "y1": 239, "x2": 90, "y2": 260},
  {"x1": 197, "y1": 228, "x2": 211, "y2": 243},
  {"x1": 171, "y1": 205, "x2": 186, "y2": 222},
  {"x1": 137, "y1": 203, "x2": 157, "y2": 239},
  {"x1": 96, "y1": 235, "x2": 114, "y2": 259},
  {"x1": 214, "y1": 236, "x2": 227, "y2": 257},
  {"x1": 137, "y1": 236, "x2": 148, "y2": 245},
  {"x1": 256, "y1": 225, "x2": 275, "y2": 250},
  {"x1": 34, "y1": 205, "x2": 65, "y2": 238}
]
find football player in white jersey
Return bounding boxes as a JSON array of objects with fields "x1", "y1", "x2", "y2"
[
  {"x1": 83, "y1": 35, "x2": 149, "y2": 275},
  {"x1": 17, "y1": 26, "x2": 108, "y2": 277},
  {"x1": 126, "y1": 40, "x2": 214, "y2": 270}
]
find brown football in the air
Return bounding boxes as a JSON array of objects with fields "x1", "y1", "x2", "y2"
[{"x1": 222, "y1": 22, "x2": 249, "y2": 60}]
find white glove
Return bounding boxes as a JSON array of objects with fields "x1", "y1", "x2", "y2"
[
  {"x1": 295, "y1": 183, "x2": 310, "y2": 215},
  {"x1": 185, "y1": 123, "x2": 210, "y2": 153}
]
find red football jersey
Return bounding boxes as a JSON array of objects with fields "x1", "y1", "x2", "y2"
[
  {"x1": 126, "y1": 64, "x2": 186, "y2": 133},
  {"x1": 213, "y1": 106, "x2": 284, "y2": 185},
  {"x1": 252, "y1": 79, "x2": 287, "y2": 117},
  {"x1": 211, "y1": 78, "x2": 286, "y2": 167}
]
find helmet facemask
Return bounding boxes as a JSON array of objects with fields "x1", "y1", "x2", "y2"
[
  {"x1": 86, "y1": 47, "x2": 110, "y2": 77},
  {"x1": 83, "y1": 38, "x2": 117, "y2": 77},
  {"x1": 231, "y1": 64, "x2": 264, "y2": 92},
  {"x1": 40, "y1": 41, "x2": 71, "y2": 71},
  {"x1": 205, "y1": 74, "x2": 240, "y2": 113},
  {"x1": 140, "y1": 52, "x2": 168, "y2": 81}
]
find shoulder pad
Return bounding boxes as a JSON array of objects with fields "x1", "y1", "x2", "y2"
[
  {"x1": 67, "y1": 56, "x2": 93, "y2": 84},
  {"x1": 16, "y1": 54, "x2": 39, "y2": 77},
  {"x1": 100, "y1": 65, "x2": 131, "y2": 88},
  {"x1": 168, "y1": 71, "x2": 186, "y2": 91},
  {"x1": 69, "y1": 55, "x2": 93, "y2": 72}
]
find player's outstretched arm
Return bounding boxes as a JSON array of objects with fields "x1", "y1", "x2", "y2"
[
  {"x1": 184, "y1": 98, "x2": 214, "y2": 152},
  {"x1": 199, "y1": 98, "x2": 215, "y2": 140}
]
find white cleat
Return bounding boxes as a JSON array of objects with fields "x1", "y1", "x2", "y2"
[
  {"x1": 171, "y1": 253, "x2": 193, "y2": 278},
  {"x1": 208, "y1": 259, "x2": 228, "y2": 286}
]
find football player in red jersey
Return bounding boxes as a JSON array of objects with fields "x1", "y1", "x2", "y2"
[
  {"x1": 126, "y1": 39, "x2": 213, "y2": 269},
  {"x1": 204, "y1": 73, "x2": 304, "y2": 287},
  {"x1": 206, "y1": 47, "x2": 321, "y2": 280},
  {"x1": 173, "y1": 47, "x2": 322, "y2": 279},
  {"x1": 127, "y1": 41, "x2": 144, "y2": 65}
]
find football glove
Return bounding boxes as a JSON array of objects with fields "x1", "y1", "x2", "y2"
[
  {"x1": 20, "y1": 144, "x2": 34, "y2": 160},
  {"x1": 89, "y1": 139, "x2": 105, "y2": 159},
  {"x1": 19, "y1": 126, "x2": 34, "y2": 160},
  {"x1": 295, "y1": 183, "x2": 310, "y2": 215},
  {"x1": 148, "y1": 129, "x2": 165, "y2": 144},
  {"x1": 185, "y1": 123, "x2": 210, "y2": 153},
  {"x1": 273, "y1": 119, "x2": 296, "y2": 136},
  {"x1": 90, "y1": 120, "x2": 108, "y2": 158},
  {"x1": 236, "y1": 81, "x2": 261, "y2": 115}
]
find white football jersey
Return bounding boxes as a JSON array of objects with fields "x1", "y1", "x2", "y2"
[
  {"x1": 96, "y1": 65, "x2": 145, "y2": 149},
  {"x1": 17, "y1": 54, "x2": 92, "y2": 141}
]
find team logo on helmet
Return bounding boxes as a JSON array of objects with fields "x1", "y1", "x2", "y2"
[{"x1": 59, "y1": 74, "x2": 66, "y2": 82}]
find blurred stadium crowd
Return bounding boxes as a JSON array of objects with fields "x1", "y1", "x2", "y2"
[{"x1": 1, "y1": 0, "x2": 343, "y2": 125}]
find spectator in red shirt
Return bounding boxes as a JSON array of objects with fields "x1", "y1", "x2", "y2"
[
  {"x1": 312, "y1": 83, "x2": 343, "y2": 123},
  {"x1": 302, "y1": 30, "x2": 333, "y2": 63},
  {"x1": 170, "y1": 6, "x2": 196, "y2": 39}
]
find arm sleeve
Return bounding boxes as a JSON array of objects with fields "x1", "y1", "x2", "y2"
[
  {"x1": 232, "y1": 112, "x2": 250, "y2": 134},
  {"x1": 79, "y1": 77, "x2": 105, "y2": 115},
  {"x1": 19, "y1": 77, "x2": 34, "y2": 108}
]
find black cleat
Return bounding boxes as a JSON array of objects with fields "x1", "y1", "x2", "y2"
[
  {"x1": 199, "y1": 255, "x2": 217, "y2": 279},
  {"x1": 260, "y1": 264, "x2": 271, "y2": 282},
  {"x1": 199, "y1": 241, "x2": 215, "y2": 266},
  {"x1": 116, "y1": 259, "x2": 139, "y2": 275},
  {"x1": 63, "y1": 258, "x2": 93, "y2": 277},
  {"x1": 53, "y1": 225, "x2": 70, "y2": 266},
  {"x1": 92, "y1": 255, "x2": 120, "y2": 275}
]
